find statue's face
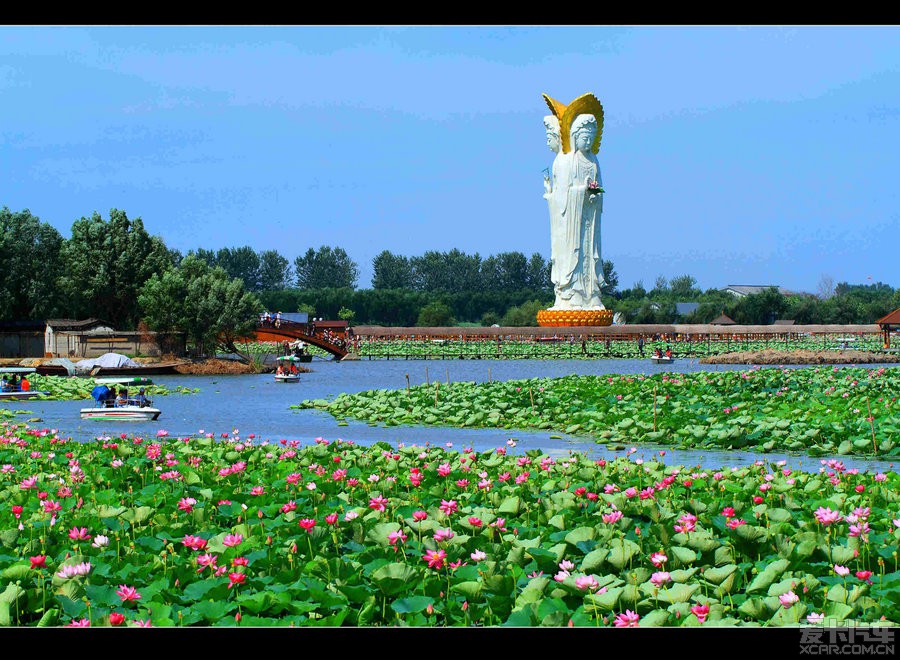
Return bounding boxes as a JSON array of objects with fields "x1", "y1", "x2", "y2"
[
  {"x1": 574, "y1": 125, "x2": 595, "y2": 151},
  {"x1": 544, "y1": 117, "x2": 560, "y2": 153},
  {"x1": 572, "y1": 114, "x2": 597, "y2": 152}
]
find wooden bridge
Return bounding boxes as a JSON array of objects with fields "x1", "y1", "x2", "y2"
[{"x1": 247, "y1": 319, "x2": 351, "y2": 360}]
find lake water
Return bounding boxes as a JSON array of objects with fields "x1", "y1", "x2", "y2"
[{"x1": 4, "y1": 358, "x2": 897, "y2": 474}]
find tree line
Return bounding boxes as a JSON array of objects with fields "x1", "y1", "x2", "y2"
[{"x1": 2, "y1": 206, "x2": 897, "y2": 348}]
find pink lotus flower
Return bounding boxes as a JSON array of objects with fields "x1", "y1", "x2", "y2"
[
  {"x1": 650, "y1": 552, "x2": 668, "y2": 567},
  {"x1": 814, "y1": 507, "x2": 843, "y2": 526},
  {"x1": 56, "y1": 562, "x2": 91, "y2": 580},
  {"x1": 423, "y1": 549, "x2": 447, "y2": 570},
  {"x1": 779, "y1": 591, "x2": 799, "y2": 608},
  {"x1": 177, "y1": 497, "x2": 197, "y2": 513},
  {"x1": 222, "y1": 534, "x2": 243, "y2": 547},
  {"x1": 624, "y1": 487, "x2": 637, "y2": 499},
  {"x1": 721, "y1": 507, "x2": 736, "y2": 518},
  {"x1": 412, "y1": 510, "x2": 428, "y2": 522},
  {"x1": 439, "y1": 499, "x2": 458, "y2": 515},
  {"x1": 109, "y1": 612, "x2": 126, "y2": 626},
  {"x1": 807, "y1": 612, "x2": 824, "y2": 624},
  {"x1": 196, "y1": 554, "x2": 217, "y2": 571},
  {"x1": 856, "y1": 570, "x2": 873, "y2": 584},
  {"x1": 325, "y1": 513, "x2": 338, "y2": 525},
  {"x1": 182, "y1": 535, "x2": 207, "y2": 551},
  {"x1": 68, "y1": 527, "x2": 91, "y2": 541},
  {"x1": 433, "y1": 528, "x2": 454, "y2": 543},
  {"x1": 614, "y1": 610, "x2": 640, "y2": 627},
  {"x1": 650, "y1": 571, "x2": 671, "y2": 588},
  {"x1": 834, "y1": 565, "x2": 850, "y2": 577},
  {"x1": 67, "y1": 618, "x2": 91, "y2": 627},
  {"x1": 227, "y1": 572, "x2": 246, "y2": 589},
  {"x1": 116, "y1": 585, "x2": 141, "y2": 602},
  {"x1": 298, "y1": 518, "x2": 316, "y2": 531},
  {"x1": 30, "y1": 555, "x2": 47, "y2": 570},
  {"x1": 281, "y1": 500, "x2": 297, "y2": 514},
  {"x1": 11, "y1": 505, "x2": 23, "y2": 519},
  {"x1": 726, "y1": 518, "x2": 747, "y2": 529},
  {"x1": 250, "y1": 486, "x2": 265, "y2": 496},
  {"x1": 691, "y1": 603, "x2": 710, "y2": 623},
  {"x1": 602, "y1": 510, "x2": 623, "y2": 525},
  {"x1": 369, "y1": 496, "x2": 388, "y2": 512},
  {"x1": 132, "y1": 619, "x2": 152, "y2": 627},
  {"x1": 575, "y1": 575, "x2": 599, "y2": 591},
  {"x1": 470, "y1": 550, "x2": 486, "y2": 562}
]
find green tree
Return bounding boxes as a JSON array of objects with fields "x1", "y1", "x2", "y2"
[
  {"x1": 0, "y1": 207, "x2": 66, "y2": 320},
  {"x1": 60, "y1": 209, "x2": 174, "y2": 328},
  {"x1": 417, "y1": 301, "x2": 455, "y2": 327},
  {"x1": 501, "y1": 299, "x2": 552, "y2": 326},
  {"x1": 216, "y1": 246, "x2": 262, "y2": 291},
  {"x1": 294, "y1": 246, "x2": 359, "y2": 290},
  {"x1": 138, "y1": 255, "x2": 262, "y2": 356},
  {"x1": 372, "y1": 250, "x2": 414, "y2": 289},
  {"x1": 601, "y1": 259, "x2": 620, "y2": 299},
  {"x1": 258, "y1": 249, "x2": 292, "y2": 291},
  {"x1": 525, "y1": 253, "x2": 552, "y2": 292},
  {"x1": 337, "y1": 306, "x2": 356, "y2": 322},
  {"x1": 670, "y1": 274, "x2": 699, "y2": 299}
]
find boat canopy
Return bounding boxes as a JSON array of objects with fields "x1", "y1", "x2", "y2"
[{"x1": 91, "y1": 384, "x2": 110, "y2": 401}]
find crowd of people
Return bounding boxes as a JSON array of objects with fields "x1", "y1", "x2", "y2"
[{"x1": 1, "y1": 373, "x2": 31, "y2": 392}]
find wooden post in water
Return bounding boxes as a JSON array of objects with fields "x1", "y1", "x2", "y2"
[
  {"x1": 425, "y1": 366, "x2": 429, "y2": 386},
  {"x1": 446, "y1": 368, "x2": 450, "y2": 385},
  {"x1": 488, "y1": 367, "x2": 491, "y2": 383},
  {"x1": 435, "y1": 382, "x2": 440, "y2": 407},
  {"x1": 406, "y1": 373, "x2": 410, "y2": 396}
]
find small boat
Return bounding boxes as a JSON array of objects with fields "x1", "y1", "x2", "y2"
[
  {"x1": 80, "y1": 383, "x2": 160, "y2": 420},
  {"x1": 94, "y1": 376, "x2": 154, "y2": 386},
  {"x1": 650, "y1": 356, "x2": 676, "y2": 364},
  {"x1": 274, "y1": 355, "x2": 305, "y2": 382},
  {"x1": 0, "y1": 390, "x2": 48, "y2": 401},
  {"x1": 80, "y1": 404, "x2": 161, "y2": 421}
]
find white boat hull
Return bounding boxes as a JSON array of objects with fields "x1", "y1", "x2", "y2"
[
  {"x1": 0, "y1": 391, "x2": 47, "y2": 401},
  {"x1": 274, "y1": 374, "x2": 300, "y2": 383},
  {"x1": 650, "y1": 357, "x2": 676, "y2": 364},
  {"x1": 80, "y1": 406, "x2": 161, "y2": 421}
]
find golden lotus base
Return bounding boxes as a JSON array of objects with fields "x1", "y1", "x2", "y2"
[{"x1": 537, "y1": 309, "x2": 614, "y2": 327}]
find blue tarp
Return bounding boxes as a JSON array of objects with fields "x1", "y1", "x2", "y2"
[{"x1": 91, "y1": 385, "x2": 110, "y2": 401}]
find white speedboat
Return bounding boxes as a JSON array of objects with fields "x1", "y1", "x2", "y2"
[
  {"x1": 274, "y1": 373, "x2": 300, "y2": 383},
  {"x1": 80, "y1": 403, "x2": 161, "y2": 421},
  {"x1": 650, "y1": 356, "x2": 676, "y2": 364}
]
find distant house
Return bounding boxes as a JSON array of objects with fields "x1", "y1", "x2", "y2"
[
  {"x1": 710, "y1": 313, "x2": 737, "y2": 325},
  {"x1": 772, "y1": 319, "x2": 795, "y2": 326},
  {"x1": 722, "y1": 285, "x2": 794, "y2": 297},
  {"x1": 0, "y1": 319, "x2": 46, "y2": 358},
  {"x1": 876, "y1": 308, "x2": 900, "y2": 349},
  {"x1": 45, "y1": 319, "x2": 185, "y2": 358},
  {"x1": 675, "y1": 302, "x2": 700, "y2": 318}
]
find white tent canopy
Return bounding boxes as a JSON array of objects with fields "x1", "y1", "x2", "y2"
[{"x1": 74, "y1": 353, "x2": 140, "y2": 371}]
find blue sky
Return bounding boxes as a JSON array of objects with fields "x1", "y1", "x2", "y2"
[{"x1": 2, "y1": 26, "x2": 899, "y2": 294}]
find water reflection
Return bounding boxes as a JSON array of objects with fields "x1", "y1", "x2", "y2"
[{"x1": 4, "y1": 359, "x2": 897, "y2": 474}]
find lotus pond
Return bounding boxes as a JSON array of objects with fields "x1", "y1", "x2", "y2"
[
  {"x1": 299, "y1": 366, "x2": 900, "y2": 459},
  {"x1": 1, "y1": 422, "x2": 898, "y2": 628}
]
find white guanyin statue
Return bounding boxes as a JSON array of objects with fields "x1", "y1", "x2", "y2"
[{"x1": 542, "y1": 93, "x2": 606, "y2": 311}]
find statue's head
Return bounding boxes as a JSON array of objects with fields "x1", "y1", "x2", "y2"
[
  {"x1": 543, "y1": 115, "x2": 561, "y2": 153},
  {"x1": 571, "y1": 114, "x2": 598, "y2": 153}
]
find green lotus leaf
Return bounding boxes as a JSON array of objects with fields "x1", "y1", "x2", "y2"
[
  {"x1": 391, "y1": 596, "x2": 434, "y2": 614},
  {"x1": 703, "y1": 564, "x2": 738, "y2": 585},
  {"x1": 371, "y1": 563, "x2": 420, "y2": 596},
  {"x1": 606, "y1": 539, "x2": 640, "y2": 570}
]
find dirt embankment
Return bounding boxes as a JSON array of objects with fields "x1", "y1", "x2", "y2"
[{"x1": 700, "y1": 349, "x2": 900, "y2": 365}]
